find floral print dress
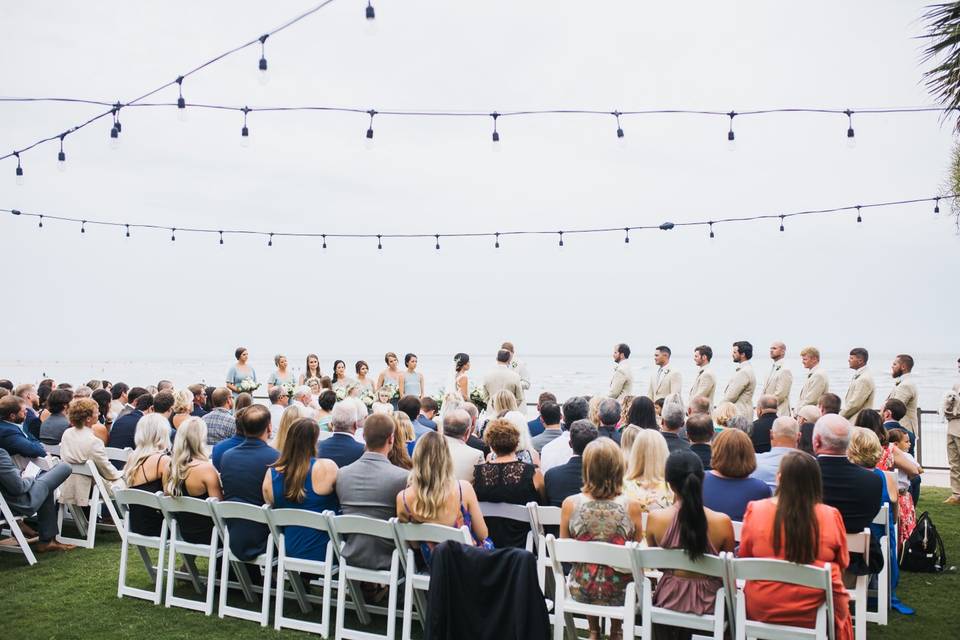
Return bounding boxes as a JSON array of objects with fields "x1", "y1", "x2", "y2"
[{"x1": 567, "y1": 494, "x2": 635, "y2": 606}]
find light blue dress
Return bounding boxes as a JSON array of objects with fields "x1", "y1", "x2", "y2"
[
  {"x1": 267, "y1": 370, "x2": 295, "y2": 387},
  {"x1": 227, "y1": 365, "x2": 258, "y2": 397},
  {"x1": 402, "y1": 371, "x2": 422, "y2": 397}
]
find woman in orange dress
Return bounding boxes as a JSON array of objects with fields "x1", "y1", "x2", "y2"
[{"x1": 738, "y1": 450, "x2": 853, "y2": 640}]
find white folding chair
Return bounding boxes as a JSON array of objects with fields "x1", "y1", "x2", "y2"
[
  {"x1": 42, "y1": 443, "x2": 60, "y2": 457},
  {"x1": 56, "y1": 460, "x2": 123, "y2": 549},
  {"x1": 105, "y1": 447, "x2": 132, "y2": 464},
  {"x1": 478, "y1": 501, "x2": 534, "y2": 551},
  {"x1": 115, "y1": 489, "x2": 167, "y2": 604},
  {"x1": 632, "y1": 546, "x2": 732, "y2": 640},
  {"x1": 211, "y1": 500, "x2": 275, "y2": 626},
  {"x1": 732, "y1": 520, "x2": 743, "y2": 543},
  {"x1": 866, "y1": 504, "x2": 889, "y2": 626},
  {"x1": 0, "y1": 490, "x2": 37, "y2": 566},
  {"x1": 545, "y1": 535, "x2": 638, "y2": 640},
  {"x1": 328, "y1": 513, "x2": 403, "y2": 640},
  {"x1": 729, "y1": 556, "x2": 834, "y2": 640},
  {"x1": 265, "y1": 507, "x2": 337, "y2": 637},
  {"x1": 158, "y1": 495, "x2": 220, "y2": 615},
  {"x1": 392, "y1": 520, "x2": 472, "y2": 640},
  {"x1": 528, "y1": 504, "x2": 561, "y2": 594},
  {"x1": 846, "y1": 529, "x2": 870, "y2": 640}
]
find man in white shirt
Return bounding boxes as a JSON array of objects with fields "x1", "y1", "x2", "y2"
[
  {"x1": 540, "y1": 396, "x2": 590, "y2": 473},
  {"x1": 607, "y1": 343, "x2": 633, "y2": 403},
  {"x1": 267, "y1": 386, "x2": 289, "y2": 429},
  {"x1": 442, "y1": 409, "x2": 484, "y2": 482}
]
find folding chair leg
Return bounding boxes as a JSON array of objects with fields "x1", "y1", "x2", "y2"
[
  {"x1": 2, "y1": 518, "x2": 37, "y2": 565},
  {"x1": 183, "y1": 554, "x2": 204, "y2": 594},
  {"x1": 231, "y1": 560, "x2": 257, "y2": 603},
  {"x1": 137, "y1": 545, "x2": 158, "y2": 582},
  {"x1": 287, "y1": 570, "x2": 312, "y2": 614},
  {"x1": 402, "y1": 560, "x2": 415, "y2": 640}
]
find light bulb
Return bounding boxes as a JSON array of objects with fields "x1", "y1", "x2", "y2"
[
  {"x1": 241, "y1": 126, "x2": 251, "y2": 148},
  {"x1": 178, "y1": 107, "x2": 188, "y2": 123},
  {"x1": 15, "y1": 166, "x2": 24, "y2": 186},
  {"x1": 846, "y1": 135, "x2": 856, "y2": 149},
  {"x1": 364, "y1": 135, "x2": 375, "y2": 151},
  {"x1": 727, "y1": 139, "x2": 736, "y2": 152},
  {"x1": 110, "y1": 127, "x2": 121, "y2": 150},
  {"x1": 57, "y1": 152, "x2": 67, "y2": 172},
  {"x1": 258, "y1": 58, "x2": 269, "y2": 86}
]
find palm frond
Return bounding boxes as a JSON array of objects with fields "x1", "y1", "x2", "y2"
[{"x1": 921, "y1": 2, "x2": 960, "y2": 130}]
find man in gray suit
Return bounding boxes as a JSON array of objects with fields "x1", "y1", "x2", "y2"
[
  {"x1": 335, "y1": 413, "x2": 409, "y2": 570},
  {"x1": 0, "y1": 448, "x2": 75, "y2": 552}
]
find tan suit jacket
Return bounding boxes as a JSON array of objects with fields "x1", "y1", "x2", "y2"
[
  {"x1": 482, "y1": 364, "x2": 524, "y2": 417},
  {"x1": 887, "y1": 372, "x2": 919, "y2": 432},
  {"x1": 608, "y1": 361, "x2": 634, "y2": 403},
  {"x1": 762, "y1": 360, "x2": 793, "y2": 417},
  {"x1": 841, "y1": 367, "x2": 875, "y2": 423},
  {"x1": 647, "y1": 366, "x2": 682, "y2": 402},
  {"x1": 445, "y1": 435, "x2": 484, "y2": 483},
  {"x1": 688, "y1": 365, "x2": 717, "y2": 405},
  {"x1": 798, "y1": 365, "x2": 829, "y2": 408},
  {"x1": 723, "y1": 362, "x2": 756, "y2": 420}
]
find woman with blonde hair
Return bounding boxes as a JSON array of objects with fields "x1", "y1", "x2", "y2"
[
  {"x1": 123, "y1": 414, "x2": 172, "y2": 536},
  {"x1": 618, "y1": 396, "x2": 635, "y2": 428},
  {"x1": 623, "y1": 428, "x2": 674, "y2": 513},
  {"x1": 171, "y1": 389, "x2": 194, "y2": 429},
  {"x1": 390, "y1": 412, "x2": 415, "y2": 468},
  {"x1": 268, "y1": 354, "x2": 295, "y2": 391},
  {"x1": 397, "y1": 431, "x2": 490, "y2": 556},
  {"x1": 712, "y1": 401, "x2": 737, "y2": 429},
  {"x1": 272, "y1": 404, "x2": 308, "y2": 452},
  {"x1": 587, "y1": 395, "x2": 603, "y2": 427},
  {"x1": 619, "y1": 425, "x2": 641, "y2": 460},
  {"x1": 490, "y1": 390, "x2": 538, "y2": 465},
  {"x1": 162, "y1": 417, "x2": 221, "y2": 542}
]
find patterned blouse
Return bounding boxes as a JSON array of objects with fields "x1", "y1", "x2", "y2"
[
  {"x1": 566, "y1": 494, "x2": 635, "y2": 606},
  {"x1": 621, "y1": 479, "x2": 674, "y2": 515}
]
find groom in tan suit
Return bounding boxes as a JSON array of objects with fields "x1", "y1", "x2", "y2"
[
  {"x1": 761, "y1": 341, "x2": 793, "y2": 417},
  {"x1": 482, "y1": 349, "x2": 524, "y2": 418},
  {"x1": 689, "y1": 345, "x2": 717, "y2": 406},
  {"x1": 647, "y1": 345, "x2": 682, "y2": 402},
  {"x1": 608, "y1": 343, "x2": 634, "y2": 403},
  {"x1": 723, "y1": 341, "x2": 757, "y2": 419},
  {"x1": 797, "y1": 346, "x2": 829, "y2": 409},
  {"x1": 886, "y1": 354, "x2": 919, "y2": 432},
  {"x1": 841, "y1": 347, "x2": 875, "y2": 423}
]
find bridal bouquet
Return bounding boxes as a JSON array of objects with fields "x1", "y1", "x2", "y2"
[
  {"x1": 381, "y1": 381, "x2": 399, "y2": 401},
  {"x1": 359, "y1": 388, "x2": 376, "y2": 408},
  {"x1": 238, "y1": 378, "x2": 260, "y2": 394},
  {"x1": 434, "y1": 388, "x2": 446, "y2": 412},
  {"x1": 469, "y1": 385, "x2": 488, "y2": 412}
]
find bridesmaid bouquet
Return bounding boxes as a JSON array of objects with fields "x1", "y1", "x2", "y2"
[
  {"x1": 282, "y1": 380, "x2": 297, "y2": 398},
  {"x1": 359, "y1": 388, "x2": 376, "y2": 408},
  {"x1": 238, "y1": 379, "x2": 260, "y2": 394},
  {"x1": 335, "y1": 386, "x2": 349, "y2": 401},
  {"x1": 381, "y1": 381, "x2": 400, "y2": 401}
]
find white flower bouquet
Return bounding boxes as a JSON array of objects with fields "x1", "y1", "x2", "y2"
[
  {"x1": 335, "y1": 386, "x2": 348, "y2": 401},
  {"x1": 469, "y1": 385, "x2": 488, "y2": 412},
  {"x1": 360, "y1": 388, "x2": 376, "y2": 408},
  {"x1": 282, "y1": 380, "x2": 297, "y2": 398},
  {"x1": 381, "y1": 381, "x2": 399, "y2": 401},
  {"x1": 238, "y1": 378, "x2": 260, "y2": 394}
]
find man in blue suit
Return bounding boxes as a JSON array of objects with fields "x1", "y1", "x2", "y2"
[
  {"x1": 398, "y1": 395, "x2": 433, "y2": 438},
  {"x1": 544, "y1": 420, "x2": 598, "y2": 507},
  {"x1": 318, "y1": 403, "x2": 365, "y2": 468},
  {"x1": 108, "y1": 393, "x2": 154, "y2": 450},
  {"x1": 416, "y1": 397, "x2": 439, "y2": 432},
  {"x1": 528, "y1": 392, "x2": 557, "y2": 438},
  {"x1": 0, "y1": 396, "x2": 46, "y2": 460}
]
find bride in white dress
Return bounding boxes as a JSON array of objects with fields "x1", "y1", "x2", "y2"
[{"x1": 438, "y1": 353, "x2": 472, "y2": 430}]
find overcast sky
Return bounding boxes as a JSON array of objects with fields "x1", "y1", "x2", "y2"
[{"x1": 2, "y1": 1, "x2": 958, "y2": 362}]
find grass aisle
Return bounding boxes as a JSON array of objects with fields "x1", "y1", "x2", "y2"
[{"x1": 2, "y1": 488, "x2": 958, "y2": 639}]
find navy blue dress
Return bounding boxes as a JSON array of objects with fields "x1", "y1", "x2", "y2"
[{"x1": 271, "y1": 459, "x2": 340, "y2": 561}]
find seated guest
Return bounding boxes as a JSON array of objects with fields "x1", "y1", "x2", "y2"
[
  {"x1": 660, "y1": 402, "x2": 691, "y2": 455},
  {"x1": 818, "y1": 392, "x2": 842, "y2": 416},
  {"x1": 317, "y1": 403, "x2": 365, "y2": 468},
  {"x1": 530, "y1": 401, "x2": 563, "y2": 453},
  {"x1": 619, "y1": 395, "x2": 636, "y2": 427},
  {"x1": 814, "y1": 414, "x2": 881, "y2": 533},
  {"x1": 212, "y1": 407, "x2": 250, "y2": 471},
  {"x1": 561, "y1": 438, "x2": 646, "y2": 640},
  {"x1": 108, "y1": 392, "x2": 154, "y2": 451},
  {"x1": 263, "y1": 418, "x2": 339, "y2": 561},
  {"x1": 417, "y1": 397, "x2": 439, "y2": 431},
  {"x1": 220, "y1": 405, "x2": 278, "y2": 560},
  {"x1": 233, "y1": 392, "x2": 254, "y2": 415},
  {"x1": 687, "y1": 396, "x2": 711, "y2": 417},
  {"x1": 109, "y1": 382, "x2": 130, "y2": 421},
  {"x1": 461, "y1": 402, "x2": 490, "y2": 457},
  {"x1": 15, "y1": 384, "x2": 42, "y2": 439},
  {"x1": 622, "y1": 428, "x2": 673, "y2": 514},
  {"x1": 316, "y1": 390, "x2": 337, "y2": 431},
  {"x1": 38, "y1": 388, "x2": 74, "y2": 444},
  {"x1": 738, "y1": 451, "x2": 853, "y2": 640},
  {"x1": 686, "y1": 414, "x2": 714, "y2": 470},
  {"x1": 0, "y1": 448, "x2": 75, "y2": 552},
  {"x1": 267, "y1": 386, "x2": 289, "y2": 430},
  {"x1": 540, "y1": 396, "x2": 590, "y2": 473},
  {"x1": 750, "y1": 395, "x2": 778, "y2": 454},
  {"x1": 597, "y1": 398, "x2": 622, "y2": 444},
  {"x1": 627, "y1": 395, "x2": 660, "y2": 431},
  {"x1": 202, "y1": 388, "x2": 236, "y2": 445},
  {"x1": 188, "y1": 383, "x2": 208, "y2": 417},
  {"x1": 702, "y1": 428, "x2": 771, "y2": 522},
  {"x1": 122, "y1": 414, "x2": 171, "y2": 536},
  {"x1": 751, "y1": 416, "x2": 800, "y2": 489},
  {"x1": 59, "y1": 398, "x2": 125, "y2": 507},
  {"x1": 527, "y1": 392, "x2": 558, "y2": 438},
  {"x1": 796, "y1": 405, "x2": 821, "y2": 455},
  {"x1": 336, "y1": 414, "x2": 410, "y2": 569},
  {"x1": 885, "y1": 428, "x2": 922, "y2": 547},
  {"x1": 619, "y1": 425, "x2": 641, "y2": 460},
  {"x1": 398, "y1": 395, "x2": 432, "y2": 438},
  {"x1": 712, "y1": 401, "x2": 737, "y2": 430},
  {"x1": 91, "y1": 389, "x2": 113, "y2": 442},
  {"x1": 162, "y1": 417, "x2": 223, "y2": 543},
  {"x1": 396, "y1": 431, "x2": 490, "y2": 551},
  {"x1": 473, "y1": 419, "x2": 545, "y2": 548},
  {"x1": 0, "y1": 396, "x2": 46, "y2": 460},
  {"x1": 171, "y1": 389, "x2": 194, "y2": 429},
  {"x1": 391, "y1": 412, "x2": 416, "y2": 467},
  {"x1": 544, "y1": 420, "x2": 598, "y2": 507},
  {"x1": 441, "y1": 409, "x2": 485, "y2": 482},
  {"x1": 153, "y1": 390, "x2": 176, "y2": 429},
  {"x1": 116, "y1": 386, "x2": 148, "y2": 421},
  {"x1": 271, "y1": 404, "x2": 307, "y2": 453},
  {"x1": 647, "y1": 451, "x2": 735, "y2": 633}
]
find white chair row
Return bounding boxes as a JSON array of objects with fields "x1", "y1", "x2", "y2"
[{"x1": 0, "y1": 490, "x2": 38, "y2": 565}]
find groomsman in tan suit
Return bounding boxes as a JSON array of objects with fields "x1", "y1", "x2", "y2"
[
  {"x1": 723, "y1": 341, "x2": 757, "y2": 420},
  {"x1": 797, "y1": 346, "x2": 829, "y2": 409},
  {"x1": 886, "y1": 354, "x2": 919, "y2": 432},
  {"x1": 482, "y1": 349, "x2": 524, "y2": 419},
  {"x1": 840, "y1": 347, "x2": 875, "y2": 423},
  {"x1": 689, "y1": 345, "x2": 717, "y2": 406},
  {"x1": 607, "y1": 343, "x2": 633, "y2": 403},
  {"x1": 647, "y1": 346, "x2": 682, "y2": 402},
  {"x1": 761, "y1": 342, "x2": 793, "y2": 417}
]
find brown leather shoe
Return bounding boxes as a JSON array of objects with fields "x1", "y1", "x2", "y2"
[
  {"x1": 35, "y1": 540, "x2": 77, "y2": 552},
  {"x1": 943, "y1": 495, "x2": 960, "y2": 505}
]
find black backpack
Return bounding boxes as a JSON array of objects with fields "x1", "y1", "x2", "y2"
[{"x1": 900, "y1": 511, "x2": 946, "y2": 573}]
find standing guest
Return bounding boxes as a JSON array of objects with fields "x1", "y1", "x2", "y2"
[
  {"x1": 482, "y1": 350, "x2": 524, "y2": 419},
  {"x1": 738, "y1": 451, "x2": 853, "y2": 640},
  {"x1": 0, "y1": 396, "x2": 46, "y2": 460},
  {"x1": 528, "y1": 392, "x2": 558, "y2": 438},
  {"x1": 375, "y1": 352, "x2": 403, "y2": 405},
  {"x1": 188, "y1": 384, "x2": 208, "y2": 417},
  {"x1": 689, "y1": 345, "x2": 717, "y2": 406},
  {"x1": 723, "y1": 341, "x2": 756, "y2": 421},
  {"x1": 702, "y1": 428, "x2": 771, "y2": 522},
  {"x1": 441, "y1": 409, "x2": 485, "y2": 482},
  {"x1": 108, "y1": 393, "x2": 153, "y2": 450},
  {"x1": 659, "y1": 402, "x2": 691, "y2": 455},
  {"x1": 38, "y1": 388, "x2": 74, "y2": 444},
  {"x1": 751, "y1": 416, "x2": 800, "y2": 489},
  {"x1": 840, "y1": 347, "x2": 875, "y2": 423},
  {"x1": 944, "y1": 369, "x2": 960, "y2": 505},
  {"x1": 596, "y1": 398, "x2": 622, "y2": 444},
  {"x1": 762, "y1": 342, "x2": 793, "y2": 417},
  {"x1": 330, "y1": 360, "x2": 353, "y2": 393},
  {"x1": 531, "y1": 402, "x2": 563, "y2": 453},
  {"x1": 0, "y1": 447, "x2": 74, "y2": 552},
  {"x1": 317, "y1": 403, "x2": 365, "y2": 468},
  {"x1": 560, "y1": 438, "x2": 646, "y2": 640},
  {"x1": 202, "y1": 388, "x2": 236, "y2": 445},
  {"x1": 108, "y1": 383, "x2": 129, "y2": 422},
  {"x1": 750, "y1": 395, "x2": 779, "y2": 454},
  {"x1": 648, "y1": 345, "x2": 682, "y2": 402},
  {"x1": 798, "y1": 346, "x2": 829, "y2": 409},
  {"x1": 300, "y1": 354, "x2": 323, "y2": 385},
  {"x1": 646, "y1": 451, "x2": 736, "y2": 635},
  {"x1": 474, "y1": 419, "x2": 545, "y2": 548},
  {"x1": 500, "y1": 341, "x2": 531, "y2": 398},
  {"x1": 226, "y1": 347, "x2": 258, "y2": 398},
  {"x1": 796, "y1": 405, "x2": 822, "y2": 455},
  {"x1": 540, "y1": 396, "x2": 591, "y2": 473},
  {"x1": 220, "y1": 404, "x2": 278, "y2": 561},
  {"x1": 336, "y1": 413, "x2": 410, "y2": 570},
  {"x1": 544, "y1": 420, "x2": 598, "y2": 507},
  {"x1": 163, "y1": 418, "x2": 222, "y2": 543},
  {"x1": 267, "y1": 386, "x2": 289, "y2": 429},
  {"x1": 122, "y1": 414, "x2": 172, "y2": 536},
  {"x1": 171, "y1": 389, "x2": 194, "y2": 429},
  {"x1": 608, "y1": 343, "x2": 634, "y2": 403},
  {"x1": 59, "y1": 398, "x2": 125, "y2": 507},
  {"x1": 686, "y1": 414, "x2": 714, "y2": 470},
  {"x1": 623, "y1": 428, "x2": 673, "y2": 513},
  {"x1": 263, "y1": 418, "x2": 339, "y2": 561},
  {"x1": 267, "y1": 354, "x2": 295, "y2": 392},
  {"x1": 398, "y1": 353, "x2": 424, "y2": 400},
  {"x1": 315, "y1": 390, "x2": 337, "y2": 431},
  {"x1": 627, "y1": 396, "x2": 660, "y2": 431},
  {"x1": 153, "y1": 391, "x2": 176, "y2": 430},
  {"x1": 417, "y1": 397, "x2": 439, "y2": 432},
  {"x1": 397, "y1": 395, "x2": 432, "y2": 438},
  {"x1": 354, "y1": 361, "x2": 374, "y2": 395},
  {"x1": 819, "y1": 392, "x2": 842, "y2": 416},
  {"x1": 886, "y1": 354, "x2": 919, "y2": 433},
  {"x1": 814, "y1": 414, "x2": 882, "y2": 533}
]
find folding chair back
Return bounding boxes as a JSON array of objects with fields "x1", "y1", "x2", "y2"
[
  {"x1": 157, "y1": 495, "x2": 219, "y2": 615},
  {"x1": 210, "y1": 500, "x2": 275, "y2": 626},
  {"x1": 846, "y1": 529, "x2": 870, "y2": 640},
  {"x1": 0, "y1": 490, "x2": 37, "y2": 565},
  {"x1": 115, "y1": 489, "x2": 167, "y2": 604},
  {"x1": 867, "y1": 504, "x2": 889, "y2": 626},
  {"x1": 55, "y1": 460, "x2": 121, "y2": 548},
  {"x1": 478, "y1": 501, "x2": 534, "y2": 551},
  {"x1": 531, "y1": 505, "x2": 561, "y2": 593}
]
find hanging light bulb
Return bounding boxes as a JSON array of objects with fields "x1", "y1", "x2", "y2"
[
  {"x1": 845, "y1": 109, "x2": 856, "y2": 149},
  {"x1": 110, "y1": 104, "x2": 122, "y2": 150},
  {"x1": 268, "y1": 233, "x2": 274, "y2": 247},
  {"x1": 613, "y1": 111, "x2": 625, "y2": 144},
  {"x1": 171, "y1": 228, "x2": 176, "y2": 242},
  {"x1": 241, "y1": 107, "x2": 251, "y2": 148},
  {"x1": 258, "y1": 35, "x2": 270, "y2": 85},
  {"x1": 494, "y1": 232, "x2": 500, "y2": 249},
  {"x1": 435, "y1": 234, "x2": 440, "y2": 250},
  {"x1": 856, "y1": 206, "x2": 863, "y2": 226},
  {"x1": 624, "y1": 227, "x2": 630, "y2": 243},
  {"x1": 365, "y1": 1, "x2": 377, "y2": 36},
  {"x1": 81, "y1": 220, "x2": 86, "y2": 234},
  {"x1": 57, "y1": 134, "x2": 67, "y2": 172},
  {"x1": 709, "y1": 222, "x2": 715, "y2": 239},
  {"x1": 322, "y1": 234, "x2": 327, "y2": 249},
  {"x1": 779, "y1": 216, "x2": 785, "y2": 232},
  {"x1": 377, "y1": 234, "x2": 383, "y2": 250},
  {"x1": 558, "y1": 231, "x2": 564, "y2": 247},
  {"x1": 934, "y1": 197, "x2": 941, "y2": 216},
  {"x1": 727, "y1": 111, "x2": 736, "y2": 151},
  {"x1": 125, "y1": 224, "x2": 130, "y2": 238},
  {"x1": 365, "y1": 110, "x2": 376, "y2": 150},
  {"x1": 491, "y1": 112, "x2": 501, "y2": 152},
  {"x1": 14, "y1": 152, "x2": 24, "y2": 186},
  {"x1": 176, "y1": 76, "x2": 188, "y2": 122},
  {"x1": 38, "y1": 215, "x2": 43, "y2": 228}
]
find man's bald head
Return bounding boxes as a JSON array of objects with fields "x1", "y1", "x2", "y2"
[
  {"x1": 771, "y1": 416, "x2": 799, "y2": 447},
  {"x1": 797, "y1": 405, "x2": 821, "y2": 424},
  {"x1": 813, "y1": 414, "x2": 852, "y2": 455},
  {"x1": 688, "y1": 396, "x2": 711, "y2": 416},
  {"x1": 758, "y1": 394, "x2": 778, "y2": 413},
  {"x1": 770, "y1": 342, "x2": 786, "y2": 360}
]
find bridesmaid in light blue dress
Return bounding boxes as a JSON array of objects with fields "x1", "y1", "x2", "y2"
[
  {"x1": 226, "y1": 347, "x2": 258, "y2": 398},
  {"x1": 399, "y1": 353, "x2": 425, "y2": 399}
]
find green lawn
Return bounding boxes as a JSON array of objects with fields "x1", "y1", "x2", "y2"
[{"x1": 2, "y1": 489, "x2": 958, "y2": 639}]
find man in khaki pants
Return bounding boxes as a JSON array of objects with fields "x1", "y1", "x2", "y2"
[
  {"x1": 761, "y1": 341, "x2": 793, "y2": 417},
  {"x1": 723, "y1": 341, "x2": 756, "y2": 420},
  {"x1": 944, "y1": 360, "x2": 960, "y2": 505}
]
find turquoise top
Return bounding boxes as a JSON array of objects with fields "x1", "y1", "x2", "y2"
[
  {"x1": 402, "y1": 371, "x2": 422, "y2": 397},
  {"x1": 227, "y1": 365, "x2": 258, "y2": 397}
]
